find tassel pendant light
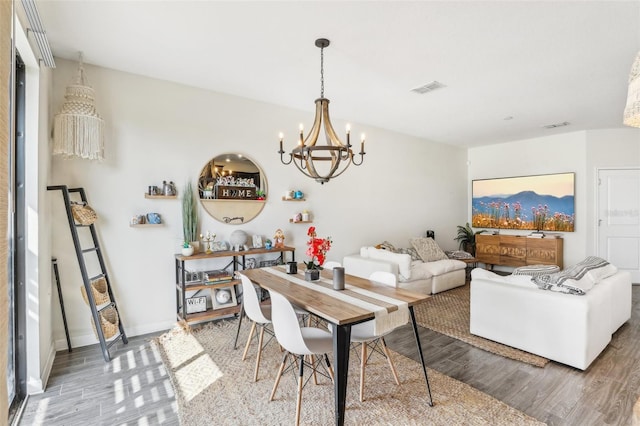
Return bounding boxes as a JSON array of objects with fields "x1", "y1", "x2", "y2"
[{"x1": 53, "y1": 53, "x2": 105, "y2": 160}]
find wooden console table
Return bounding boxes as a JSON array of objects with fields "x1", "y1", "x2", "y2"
[
  {"x1": 174, "y1": 246, "x2": 295, "y2": 325},
  {"x1": 475, "y1": 234, "x2": 563, "y2": 269}
]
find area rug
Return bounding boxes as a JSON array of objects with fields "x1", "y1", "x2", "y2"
[
  {"x1": 414, "y1": 283, "x2": 549, "y2": 368},
  {"x1": 153, "y1": 321, "x2": 544, "y2": 425}
]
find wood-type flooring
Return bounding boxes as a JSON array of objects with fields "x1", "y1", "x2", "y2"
[{"x1": 18, "y1": 286, "x2": 640, "y2": 425}]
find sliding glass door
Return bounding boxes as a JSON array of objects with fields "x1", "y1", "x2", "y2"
[{"x1": 7, "y1": 52, "x2": 26, "y2": 423}]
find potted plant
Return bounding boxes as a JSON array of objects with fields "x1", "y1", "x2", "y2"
[
  {"x1": 304, "y1": 226, "x2": 332, "y2": 281},
  {"x1": 182, "y1": 181, "x2": 198, "y2": 255},
  {"x1": 454, "y1": 223, "x2": 485, "y2": 256}
]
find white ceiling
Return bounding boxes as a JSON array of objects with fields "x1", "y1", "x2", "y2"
[{"x1": 34, "y1": 0, "x2": 640, "y2": 147}]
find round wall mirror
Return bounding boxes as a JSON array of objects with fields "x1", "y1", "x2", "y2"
[{"x1": 198, "y1": 153, "x2": 267, "y2": 224}]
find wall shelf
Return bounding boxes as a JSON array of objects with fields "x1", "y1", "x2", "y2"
[
  {"x1": 130, "y1": 223, "x2": 163, "y2": 227},
  {"x1": 144, "y1": 194, "x2": 177, "y2": 199},
  {"x1": 289, "y1": 219, "x2": 312, "y2": 224},
  {"x1": 282, "y1": 197, "x2": 306, "y2": 201}
]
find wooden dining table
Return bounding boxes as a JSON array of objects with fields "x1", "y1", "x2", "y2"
[{"x1": 241, "y1": 265, "x2": 434, "y2": 426}]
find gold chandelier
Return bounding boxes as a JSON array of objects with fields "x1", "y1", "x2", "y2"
[{"x1": 278, "y1": 38, "x2": 365, "y2": 184}]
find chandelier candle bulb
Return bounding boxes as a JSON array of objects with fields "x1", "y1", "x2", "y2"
[{"x1": 299, "y1": 124, "x2": 304, "y2": 146}]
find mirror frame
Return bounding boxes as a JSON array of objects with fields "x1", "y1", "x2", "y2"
[{"x1": 197, "y1": 153, "x2": 267, "y2": 225}]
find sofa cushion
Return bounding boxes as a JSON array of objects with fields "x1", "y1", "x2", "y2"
[
  {"x1": 361, "y1": 247, "x2": 412, "y2": 280},
  {"x1": 472, "y1": 268, "x2": 538, "y2": 289},
  {"x1": 421, "y1": 259, "x2": 466, "y2": 275},
  {"x1": 402, "y1": 260, "x2": 435, "y2": 282},
  {"x1": 410, "y1": 237, "x2": 449, "y2": 262}
]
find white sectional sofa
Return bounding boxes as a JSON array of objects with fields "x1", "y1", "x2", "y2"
[
  {"x1": 469, "y1": 264, "x2": 632, "y2": 370},
  {"x1": 343, "y1": 245, "x2": 467, "y2": 295}
]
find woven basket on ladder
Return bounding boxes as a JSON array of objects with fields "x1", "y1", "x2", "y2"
[
  {"x1": 70, "y1": 201, "x2": 98, "y2": 225},
  {"x1": 91, "y1": 304, "x2": 119, "y2": 340},
  {"x1": 80, "y1": 277, "x2": 111, "y2": 306}
]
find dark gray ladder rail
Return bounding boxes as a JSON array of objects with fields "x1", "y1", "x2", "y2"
[
  {"x1": 51, "y1": 257, "x2": 72, "y2": 352},
  {"x1": 47, "y1": 185, "x2": 128, "y2": 362}
]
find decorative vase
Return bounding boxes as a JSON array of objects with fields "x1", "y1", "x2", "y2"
[
  {"x1": 181, "y1": 245, "x2": 194, "y2": 257},
  {"x1": 305, "y1": 269, "x2": 320, "y2": 281}
]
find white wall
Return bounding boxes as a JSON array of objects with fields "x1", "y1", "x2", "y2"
[
  {"x1": 469, "y1": 128, "x2": 640, "y2": 269},
  {"x1": 49, "y1": 58, "x2": 468, "y2": 349}
]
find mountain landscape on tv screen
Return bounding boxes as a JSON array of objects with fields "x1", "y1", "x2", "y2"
[{"x1": 472, "y1": 190, "x2": 575, "y2": 231}]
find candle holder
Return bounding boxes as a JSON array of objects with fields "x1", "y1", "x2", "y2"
[{"x1": 202, "y1": 231, "x2": 216, "y2": 254}]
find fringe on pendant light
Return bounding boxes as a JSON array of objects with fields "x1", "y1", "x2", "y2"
[
  {"x1": 623, "y1": 51, "x2": 640, "y2": 128},
  {"x1": 53, "y1": 53, "x2": 105, "y2": 160}
]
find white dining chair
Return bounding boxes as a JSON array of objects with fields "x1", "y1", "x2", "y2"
[
  {"x1": 323, "y1": 261, "x2": 341, "y2": 270},
  {"x1": 268, "y1": 289, "x2": 334, "y2": 426},
  {"x1": 351, "y1": 271, "x2": 401, "y2": 402},
  {"x1": 240, "y1": 274, "x2": 309, "y2": 382},
  {"x1": 240, "y1": 274, "x2": 275, "y2": 382}
]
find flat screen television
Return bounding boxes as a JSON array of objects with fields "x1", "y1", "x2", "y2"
[{"x1": 471, "y1": 172, "x2": 575, "y2": 232}]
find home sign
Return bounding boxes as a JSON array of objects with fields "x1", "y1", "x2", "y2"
[{"x1": 216, "y1": 185, "x2": 257, "y2": 200}]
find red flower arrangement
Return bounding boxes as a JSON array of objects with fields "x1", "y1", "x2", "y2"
[{"x1": 305, "y1": 226, "x2": 332, "y2": 270}]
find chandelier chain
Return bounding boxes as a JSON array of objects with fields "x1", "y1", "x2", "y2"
[{"x1": 320, "y1": 45, "x2": 324, "y2": 98}]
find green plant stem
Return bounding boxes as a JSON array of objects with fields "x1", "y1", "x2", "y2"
[{"x1": 182, "y1": 182, "x2": 198, "y2": 243}]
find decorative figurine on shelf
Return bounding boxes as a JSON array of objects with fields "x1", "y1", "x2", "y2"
[
  {"x1": 202, "y1": 231, "x2": 216, "y2": 254},
  {"x1": 273, "y1": 229, "x2": 285, "y2": 248},
  {"x1": 163, "y1": 180, "x2": 177, "y2": 196},
  {"x1": 265, "y1": 239, "x2": 272, "y2": 250},
  {"x1": 147, "y1": 212, "x2": 162, "y2": 224}
]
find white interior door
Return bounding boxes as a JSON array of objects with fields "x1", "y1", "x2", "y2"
[{"x1": 598, "y1": 168, "x2": 640, "y2": 283}]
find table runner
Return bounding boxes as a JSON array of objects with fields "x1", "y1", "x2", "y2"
[{"x1": 262, "y1": 267, "x2": 409, "y2": 335}]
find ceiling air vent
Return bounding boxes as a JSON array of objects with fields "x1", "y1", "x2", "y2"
[
  {"x1": 411, "y1": 81, "x2": 446, "y2": 94},
  {"x1": 543, "y1": 121, "x2": 571, "y2": 129}
]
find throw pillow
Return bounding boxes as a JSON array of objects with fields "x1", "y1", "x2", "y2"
[
  {"x1": 375, "y1": 241, "x2": 397, "y2": 252},
  {"x1": 532, "y1": 271, "x2": 595, "y2": 295},
  {"x1": 410, "y1": 237, "x2": 449, "y2": 262},
  {"x1": 513, "y1": 264, "x2": 561, "y2": 278},
  {"x1": 445, "y1": 250, "x2": 474, "y2": 259},
  {"x1": 585, "y1": 260, "x2": 617, "y2": 283},
  {"x1": 531, "y1": 257, "x2": 612, "y2": 295},
  {"x1": 397, "y1": 247, "x2": 422, "y2": 261}
]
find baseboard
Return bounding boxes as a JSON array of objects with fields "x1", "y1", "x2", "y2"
[
  {"x1": 40, "y1": 342, "x2": 56, "y2": 390},
  {"x1": 54, "y1": 319, "x2": 176, "y2": 351},
  {"x1": 26, "y1": 340, "x2": 56, "y2": 395}
]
